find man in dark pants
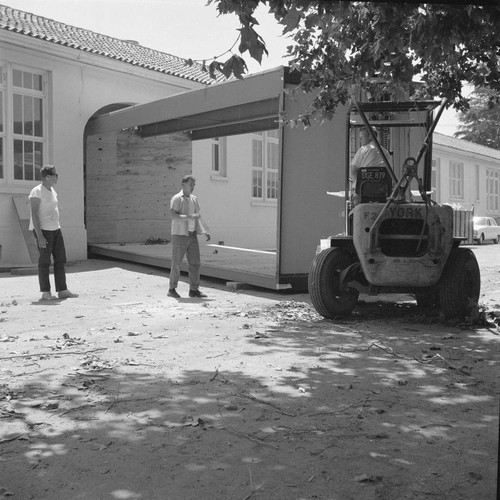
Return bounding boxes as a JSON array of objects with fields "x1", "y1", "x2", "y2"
[
  {"x1": 168, "y1": 175, "x2": 211, "y2": 298},
  {"x1": 29, "y1": 165, "x2": 77, "y2": 301}
]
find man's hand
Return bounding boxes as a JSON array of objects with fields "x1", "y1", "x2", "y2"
[{"x1": 37, "y1": 234, "x2": 47, "y2": 248}]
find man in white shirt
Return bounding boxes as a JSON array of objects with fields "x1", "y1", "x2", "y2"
[
  {"x1": 351, "y1": 128, "x2": 391, "y2": 179},
  {"x1": 168, "y1": 175, "x2": 211, "y2": 298},
  {"x1": 29, "y1": 165, "x2": 77, "y2": 301},
  {"x1": 350, "y1": 127, "x2": 391, "y2": 203}
]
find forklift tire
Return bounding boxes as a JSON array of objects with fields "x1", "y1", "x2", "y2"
[
  {"x1": 308, "y1": 247, "x2": 359, "y2": 319},
  {"x1": 438, "y1": 248, "x2": 481, "y2": 319}
]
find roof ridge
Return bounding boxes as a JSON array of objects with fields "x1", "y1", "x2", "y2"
[{"x1": 434, "y1": 131, "x2": 500, "y2": 159}]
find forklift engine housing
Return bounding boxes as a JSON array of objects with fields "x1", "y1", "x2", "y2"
[{"x1": 352, "y1": 202, "x2": 454, "y2": 287}]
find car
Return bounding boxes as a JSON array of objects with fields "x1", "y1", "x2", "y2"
[{"x1": 473, "y1": 216, "x2": 500, "y2": 244}]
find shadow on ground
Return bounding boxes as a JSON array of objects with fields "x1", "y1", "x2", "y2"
[{"x1": 1, "y1": 296, "x2": 498, "y2": 500}]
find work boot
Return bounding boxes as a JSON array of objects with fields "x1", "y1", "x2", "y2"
[{"x1": 168, "y1": 288, "x2": 180, "y2": 298}]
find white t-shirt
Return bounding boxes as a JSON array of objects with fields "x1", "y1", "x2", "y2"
[
  {"x1": 351, "y1": 142, "x2": 389, "y2": 174},
  {"x1": 28, "y1": 184, "x2": 61, "y2": 231},
  {"x1": 170, "y1": 190, "x2": 202, "y2": 236}
]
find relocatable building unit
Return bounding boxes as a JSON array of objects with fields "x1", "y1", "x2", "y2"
[{"x1": 86, "y1": 67, "x2": 346, "y2": 290}]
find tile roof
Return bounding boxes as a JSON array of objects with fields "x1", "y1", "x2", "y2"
[
  {"x1": 434, "y1": 132, "x2": 500, "y2": 161},
  {"x1": 0, "y1": 4, "x2": 226, "y2": 85}
]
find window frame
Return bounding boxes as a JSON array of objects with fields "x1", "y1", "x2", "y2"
[
  {"x1": 449, "y1": 160, "x2": 464, "y2": 200},
  {"x1": 474, "y1": 164, "x2": 480, "y2": 202},
  {"x1": 0, "y1": 68, "x2": 5, "y2": 180},
  {"x1": 431, "y1": 157, "x2": 440, "y2": 203},
  {"x1": 486, "y1": 169, "x2": 499, "y2": 213},
  {"x1": 1, "y1": 63, "x2": 48, "y2": 184},
  {"x1": 211, "y1": 136, "x2": 227, "y2": 178},
  {"x1": 251, "y1": 130, "x2": 279, "y2": 203}
]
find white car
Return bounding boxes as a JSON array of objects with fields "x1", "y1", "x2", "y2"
[{"x1": 473, "y1": 216, "x2": 500, "y2": 244}]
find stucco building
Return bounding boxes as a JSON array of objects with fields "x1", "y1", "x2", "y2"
[
  {"x1": 432, "y1": 133, "x2": 500, "y2": 222},
  {"x1": 0, "y1": 3, "x2": 224, "y2": 265}
]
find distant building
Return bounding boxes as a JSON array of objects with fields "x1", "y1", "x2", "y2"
[{"x1": 433, "y1": 133, "x2": 500, "y2": 223}]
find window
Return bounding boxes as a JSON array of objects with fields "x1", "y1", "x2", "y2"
[
  {"x1": 449, "y1": 161, "x2": 464, "y2": 199},
  {"x1": 211, "y1": 137, "x2": 227, "y2": 177},
  {"x1": 0, "y1": 65, "x2": 47, "y2": 182},
  {"x1": 0, "y1": 74, "x2": 4, "y2": 179},
  {"x1": 475, "y1": 164, "x2": 480, "y2": 201},
  {"x1": 486, "y1": 169, "x2": 499, "y2": 212},
  {"x1": 251, "y1": 130, "x2": 279, "y2": 201},
  {"x1": 13, "y1": 69, "x2": 45, "y2": 180},
  {"x1": 431, "y1": 157, "x2": 440, "y2": 203}
]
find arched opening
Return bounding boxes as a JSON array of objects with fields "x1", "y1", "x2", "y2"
[{"x1": 83, "y1": 103, "x2": 136, "y2": 233}]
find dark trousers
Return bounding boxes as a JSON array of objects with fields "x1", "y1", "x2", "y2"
[
  {"x1": 169, "y1": 233, "x2": 200, "y2": 290},
  {"x1": 34, "y1": 229, "x2": 67, "y2": 293}
]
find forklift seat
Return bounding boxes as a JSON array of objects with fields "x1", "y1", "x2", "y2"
[{"x1": 355, "y1": 166, "x2": 392, "y2": 203}]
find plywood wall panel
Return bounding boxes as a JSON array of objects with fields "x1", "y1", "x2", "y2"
[{"x1": 86, "y1": 129, "x2": 192, "y2": 243}]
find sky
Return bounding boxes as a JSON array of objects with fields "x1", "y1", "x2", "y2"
[{"x1": 4, "y1": 0, "x2": 460, "y2": 135}]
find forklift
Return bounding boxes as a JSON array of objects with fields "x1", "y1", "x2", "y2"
[{"x1": 308, "y1": 98, "x2": 481, "y2": 319}]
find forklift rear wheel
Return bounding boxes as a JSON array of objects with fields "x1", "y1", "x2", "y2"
[
  {"x1": 439, "y1": 248, "x2": 481, "y2": 319},
  {"x1": 308, "y1": 247, "x2": 359, "y2": 319}
]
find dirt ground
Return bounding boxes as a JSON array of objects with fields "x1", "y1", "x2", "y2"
[{"x1": 0, "y1": 245, "x2": 499, "y2": 500}]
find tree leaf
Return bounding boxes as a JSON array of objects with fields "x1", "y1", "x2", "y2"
[
  {"x1": 208, "y1": 60, "x2": 222, "y2": 79},
  {"x1": 238, "y1": 26, "x2": 268, "y2": 64},
  {"x1": 281, "y1": 8, "x2": 301, "y2": 34},
  {"x1": 221, "y1": 55, "x2": 248, "y2": 79}
]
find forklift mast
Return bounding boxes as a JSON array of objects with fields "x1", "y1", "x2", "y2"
[{"x1": 346, "y1": 99, "x2": 446, "y2": 211}]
